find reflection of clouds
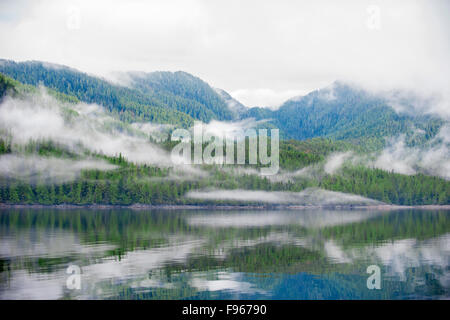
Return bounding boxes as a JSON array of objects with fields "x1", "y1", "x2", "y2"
[
  {"x1": 1, "y1": 210, "x2": 448, "y2": 299},
  {"x1": 323, "y1": 240, "x2": 352, "y2": 264},
  {"x1": 371, "y1": 235, "x2": 450, "y2": 282},
  {"x1": 187, "y1": 210, "x2": 383, "y2": 229},
  {"x1": 190, "y1": 271, "x2": 266, "y2": 295},
  {"x1": 0, "y1": 270, "x2": 65, "y2": 300},
  {"x1": 325, "y1": 234, "x2": 450, "y2": 289},
  {"x1": 0, "y1": 230, "x2": 116, "y2": 259},
  {"x1": 0, "y1": 234, "x2": 205, "y2": 300},
  {"x1": 82, "y1": 238, "x2": 202, "y2": 280},
  {"x1": 131, "y1": 278, "x2": 174, "y2": 291},
  {"x1": 77, "y1": 237, "x2": 205, "y2": 298},
  {"x1": 320, "y1": 235, "x2": 449, "y2": 273}
]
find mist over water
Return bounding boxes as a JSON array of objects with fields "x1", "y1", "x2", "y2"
[{"x1": 0, "y1": 208, "x2": 448, "y2": 300}]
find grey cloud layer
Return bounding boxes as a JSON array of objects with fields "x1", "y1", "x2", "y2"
[{"x1": 0, "y1": 0, "x2": 448, "y2": 110}]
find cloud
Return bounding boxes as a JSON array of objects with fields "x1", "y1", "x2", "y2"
[
  {"x1": 190, "y1": 272, "x2": 266, "y2": 295},
  {"x1": 201, "y1": 118, "x2": 269, "y2": 139},
  {"x1": 372, "y1": 127, "x2": 450, "y2": 179},
  {"x1": 0, "y1": 0, "x2": 447, "y2": 109},
  {"x1": 0, "y1": 92, "x2": 171, "y2": 165},
  {"x1": 314, "y1": 130, "x2": 450, "y2": 180},
  {"x1": 230, "y1": 88, "x2": 306, "y2": 109},
  {"x1": 0, "y1": 154, "x2": 116, "y2": 184},
  {"x1": 0, "y1": 90, "x2": 209, "y2": 180},
  {"x1": 317, "y1": 83, "x2": 338, "y2": 102},
  {"x1": 382, "y1": 89, "x2": 449, "y2": 119},
  {"x1": 316, "y1": 127, "x2": 450, "y2": 180},
  {"x1": 221, "y1": 128, "x2": 450, "y2": 181},
  {"x1": 324, "y1": 152, "x2": 353, "y2": 175},
  {"x1": 185, "y1": 187, "x2": 382, "y2": 205},
  {"x1": 130, "y1": 122, "x2": 173, "y2": 142}
]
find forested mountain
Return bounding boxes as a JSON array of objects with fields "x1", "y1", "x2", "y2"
[
  {"x1": 0, "y1": 60, "x2": 238, "y2": 126},
  {"x1": 125, "y1": 71, "x2": 234, "y2": 121},
  {"x1": 213, "y1": 87, "x2": 247, "y2": 119},
  {"x1": 0, "y1": 59, "x2": 445, "y2": 149},
  {"x1": 244, "y1": 82, "x2": 444, "y2": 147},
  {"x1": 0, "y1": 72, "x2": 448, "y2": 206}
]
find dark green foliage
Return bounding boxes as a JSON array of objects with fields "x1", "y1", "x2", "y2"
[
  {"x1": 0, "y1": 73, "x2": 18, "y2": 99},
  {"x1": 0, "y1": 61, "x2": 195, "y2": 126},
  {"x1": 0, "y1": 137, "x2": 12, "y2": 154},
  {"x1": 320, "y1": 166, "x2": 450, "y2": 205},
  {"x1": 1, "y1": 71, "x2": 80, "y2": 104},
  {"x1": 0, "y1": 147, "x2": 448, "y2": 205},
  {"x1": 129, "y1": 71, "x2": 234, "y2": 121},
  {"x1": 21, "y1": 139, "x2": 79, "y2": 158}
]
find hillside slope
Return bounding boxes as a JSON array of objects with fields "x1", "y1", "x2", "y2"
[
  {"x1": 0, "y1": 60, "x2": 445, "y2": 150},
  {"x1": 244, "y1": 82, "x2": 444, "y2": 148},
  {"x1": 0, "y1": 60, "x2": 239, "y2": 126}
]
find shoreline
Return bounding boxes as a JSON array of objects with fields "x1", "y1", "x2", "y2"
[{"x1": 1, "y1": 203, "x2": 449, "y2": 211}]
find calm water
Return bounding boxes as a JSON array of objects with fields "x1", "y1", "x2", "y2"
[{"x1": 0, "y1": 208, "x2": 449, "y2": 300}]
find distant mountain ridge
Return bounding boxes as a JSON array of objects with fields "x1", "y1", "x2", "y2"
[
  {"x1": 213, "y1": 87, "x2": 247, "y2": 119},
  {"x1": 0, "y1": 59, "x2": 241, "y2": 126},
  {"x1": 124, "y1": 70, "x2": 235, "y2": 121},
  {"x1": 243, "y1": 81, "x2": 444, "y2": 147},
  {"x1": 0, "y1": 59, "x2": 445, "y2": 148}
]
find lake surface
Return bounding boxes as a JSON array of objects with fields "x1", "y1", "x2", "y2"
[{"x1": 0, "y1": 208, "x2": 449, "y2": 300}]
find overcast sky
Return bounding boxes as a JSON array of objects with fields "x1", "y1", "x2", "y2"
[{"x1": 0, "y1": 0, "x2": 448, "y2": 108}]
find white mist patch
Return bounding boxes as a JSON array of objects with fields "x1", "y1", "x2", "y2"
[
  {"x1": 378, "y1": 88, "x2": 450, "y2": 121},
  {"x1": 201, "y1": 118, "x2": 269, "y2": 139},
  {"x1": 372, "y1": 128, "x2": 450, "y2": 179},
  {"x1": 130, "y1": 122, "x2": 173, "y2": 142},
  {"x1": 0, "y1": 94, "x2": 171, "y2": 166},
  {"x1": 219, "y1": 165, "x2": 312, "y2": 184},
  {"x1": 0, "y1": 92, "x2": 209, "y2": 180},
  {"x1": 0, "y1": 154, "x2": 116, "y2": 184},
  {"x1": 230, "y1": 88, "x2": 305, "y2": 109},
  {"x1": 373, "y1": 138, "x2": 417, "y2": 175},
  {"x1": 0, "y1": 91, "x2": 211, "y2": 182},
  {"x1": 185, "y1": 188, "x2": 381, "y2": 205},
  {"x1": 317, "y1": 83, "x2": 338, "y2": 102},
  {"x1": 190, "y1": 272, "x2": 265, "y2": 295},
  {"x1": 324, "y1": 152, "x2": 353, "y2": 175}
]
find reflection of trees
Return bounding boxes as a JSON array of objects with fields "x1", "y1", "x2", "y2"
[{"x1": 0, "y1": 208, "x2": 448, "y2": 299}]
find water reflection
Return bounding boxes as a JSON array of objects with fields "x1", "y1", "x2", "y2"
[
  {"x1": 0, "y1": 208, "x2": 448, "y2": 299},
  {"x1": 187, "y1": 210, "x2": 384, "y2": 228}
]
